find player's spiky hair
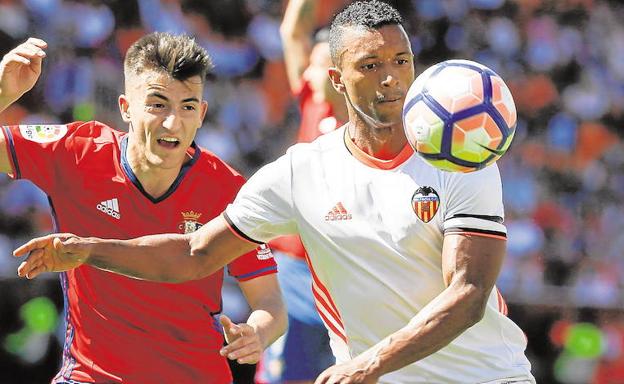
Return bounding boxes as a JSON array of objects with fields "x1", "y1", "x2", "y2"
[
  {"x1": 124, "y1": 32, "x2": 213, "y2": 83},
  {"x1": 328, "y1": 0, "x2": 404, "y2": 66}
]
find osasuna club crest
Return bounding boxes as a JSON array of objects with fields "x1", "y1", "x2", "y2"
[
  {"x1": 411, "y1": 186, "x2": 440, "y2": 223},
  {"x1": 179, "y1": 210, "x2": 203, "y2": 234}
]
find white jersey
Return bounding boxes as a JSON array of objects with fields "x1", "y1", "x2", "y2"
[{"x1": 225, "y1": 127, "x2": 534, "y2": 383}]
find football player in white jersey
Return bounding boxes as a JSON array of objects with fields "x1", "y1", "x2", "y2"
[{"x1": 15, "y1": 1, "x2": 535, "y2": 383}]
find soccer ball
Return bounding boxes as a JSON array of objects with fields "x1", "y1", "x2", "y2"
[{"x1": 402, "y1": 59, "x2": 516, "y2": 172}]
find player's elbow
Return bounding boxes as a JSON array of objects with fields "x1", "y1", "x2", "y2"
[
  {"x1": 455, "y1": 283, "x2": 490, "y2": 326},
  {"x1": 187, "y1": 246, "x2": 220, "y2": 279},
  {"x1": 152, "y1": 247, "x2": 208, "y2": 284},
  {"x1": 270, "y1": 296, "x2": 288, "y2": 338},
  {"x1": 153, "y1": 261, "x2": 202, "y2": 283},
  {"x1": 155, "y1": 274, "x2": 192, "y2": 284}
]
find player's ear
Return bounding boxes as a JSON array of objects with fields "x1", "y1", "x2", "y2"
[
  {"x1": 199, "y1": 100, "x2": 208, "y2": 121},
  {"x1": 118, "y1": 95, "x2": 131, "y2": 123},
  {"x1": 328, "y1": 67, "x2": 346, "y2": 94}
]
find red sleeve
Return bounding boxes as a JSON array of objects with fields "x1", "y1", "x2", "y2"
[
  {"x1": 207, "y1": 156, "x2": 279, "y2": 282},
  {"x1": 227, "y1": 244, "x2": 278, "y2": 281},
  {"x1": 1, "y1": 122, "x2": 89, "y2": 192}
]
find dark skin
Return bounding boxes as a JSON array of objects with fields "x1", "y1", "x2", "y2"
[
  {"x1": 14, "y1": 24, "x2": 508, "y2": 384},
  {"x1": 328, "y1": 24, "x2": 414, "y2": 160}
]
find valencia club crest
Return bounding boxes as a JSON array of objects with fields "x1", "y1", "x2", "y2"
[{"x1": 411, "y1": 186, "x2": 440, "y2": 223}]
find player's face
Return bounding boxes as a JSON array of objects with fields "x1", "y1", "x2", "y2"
[
  {"x1": 330, "y1": 24, "x2": 414, "y2": 127},
  {"x1": 120, "y1": 70, "x2": 208, "y2": 170}
]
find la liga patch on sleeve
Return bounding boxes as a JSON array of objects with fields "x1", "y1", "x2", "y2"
[{"x1": 19, "y1": 125, "x2": 68, "y2": 143}]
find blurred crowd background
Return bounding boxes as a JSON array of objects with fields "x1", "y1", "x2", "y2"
[{"x1": 1, "y1": 0, "x2": 624, "y2": 383}]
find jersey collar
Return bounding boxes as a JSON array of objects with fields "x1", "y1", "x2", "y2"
[
  {"x1": 120, "y1": 135, "x2": 200, "y2": 203},
  {"x1": 343, "y1": 126, "x2": 414, "y2": 170}
]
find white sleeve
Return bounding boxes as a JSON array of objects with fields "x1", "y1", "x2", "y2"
[
  {"x1": 442, "y1": 163, "x2": 507, "y2": 237},
  {"x1": 224, "y1": 152, "x2": 297, "y2": 243}
]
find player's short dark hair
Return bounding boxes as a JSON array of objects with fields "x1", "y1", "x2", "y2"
[
  {"x1": 328, "y1": 0, "x2": 403, "y2": 66},
  {"x1": 124, "y1": 32, "x2": 213, "y2": 83}
]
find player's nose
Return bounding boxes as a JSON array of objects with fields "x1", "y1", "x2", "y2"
[
  {"x1": 380, "y1": 73, "x2": 399, "y2": 88},
  {"x1": 162, "y1": 112, "x2": 182, "y2": 131}
]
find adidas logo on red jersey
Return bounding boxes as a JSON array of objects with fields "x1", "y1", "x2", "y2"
[
  {"x1": 325, "y1": 202, "x2": 352, "y2": 221},
  {"x1": 97, "y1": 198, "x2": 120, "y2": 219}
]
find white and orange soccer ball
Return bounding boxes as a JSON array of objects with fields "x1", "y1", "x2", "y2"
[{"x1": 402, "y1": 59, "x2": 517, "y2": 172}]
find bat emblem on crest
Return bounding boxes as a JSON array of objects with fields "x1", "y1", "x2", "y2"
[{"x1": 411, "y1": 186, "x2": 440, "y2": 223}]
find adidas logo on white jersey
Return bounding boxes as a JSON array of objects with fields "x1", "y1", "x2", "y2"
[
  {"x1": 97, "y1": 198, "x2": 120, "y2": 219},
  {"x1": 325, "y1": 202, "x2": 352, "y2": 221}
]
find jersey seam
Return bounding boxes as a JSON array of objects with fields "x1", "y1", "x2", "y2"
[
  {"x1": 231, "y1": 265, "x2": 278, "y2": 281},
  {"x1": 444, "y1": 227, "x2": 507, "y2": 238},
  {"x1": 222, "y1": 211, "x2": 264, "y2": 244},
  {"x1": 341, "y1": 127, "x2": 413, "y2": 170},
  {"x1": 1, "y1": 126, "x2": 21, "y2": 178},
  {"x1": 447, "y1": 213, "x2": 504, "y2": 223}
]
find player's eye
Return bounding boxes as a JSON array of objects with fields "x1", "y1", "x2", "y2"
[
  {"x1": 397, "y1": 58, "x2": 409, "y2": 65},
  {"x1": 183, "y1": 105, "x2": 197, "y2": 111},
  {"x1": 146, "y1": 103, "x2": 165, "y2": 110},
  {"x1": 361, "y1": 63, "x2": 378, "y2": 71}
]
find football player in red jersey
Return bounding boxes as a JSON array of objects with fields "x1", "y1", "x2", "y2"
[{"x1": 0, "y1": 34, "x2": 286, "y2": 383}]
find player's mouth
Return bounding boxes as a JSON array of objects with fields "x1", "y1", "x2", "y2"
[
  {"x1": 379, "y1": 98, "x2": 401, "y2": 104},
  {"x1": 377, "y1": 94, "x2": 404, "y2": 104},
  {"x1": 157, "y1": 137, "x2": 180, "y2": 149}
]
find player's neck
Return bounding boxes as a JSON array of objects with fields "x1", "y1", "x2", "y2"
[
  {"x1": 347, "y1": 113, "x2": 407, "y2": 160},
  {"x1": 125, "y1": 145, "x2": 185, "y2": 199},
  {"x1": 318, "y1": 88, "x2": 348, "y2": 123}
]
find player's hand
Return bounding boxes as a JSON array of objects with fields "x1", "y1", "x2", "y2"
[
  {"x1": 0, "y1": 37, "x2": 47, "y2": 106},
  {"x1": 219, "y1": 314, "x2": 264, "y2": 364},
  {"x1": 13, "y1": 233, "x2": 90, "y2": 278},
  {"x1": 314, "y1": 359, "x2": 380, "y2": 384}
]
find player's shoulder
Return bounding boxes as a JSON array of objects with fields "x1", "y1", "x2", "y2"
[
  {"x1": 405, "y1": 156, "x2": 502, "y2": 196},
  {"x1": 20, "y1": 121, "x2": 121, "y2": 142},
  {"x1": 193, "y1": 145, "x2": 246, "y2": 183},
  {"x1": 285, "y1": 126, "x2": 345, "y2": 160},
  {"x1": 64, "y1": 120, "x2": 123, "y2": 140},
  {"x1": 444, "y1": 162, "x2": 501, "y2": 183},
  {"x1": 42, "y1": 120, "x2": 124, "y2": 152},
  {"x1": 437, "y1": 162, "x2": 503, "y2": 197},
  {"x1": 41, "y1": 120, "x2": 124, "y2": 154}
]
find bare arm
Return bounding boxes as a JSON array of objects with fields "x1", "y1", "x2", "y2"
[
  {"x1": 280, "y1": 0, "x2": 316, "y2": 93},
  {"x1": 219, "y1": 274, "x2": 288, "y2": 364},
  {"x1": 14, "y1": 214, "x2": 258, "y2": 283},
  {"x1": 315, "y1": 234, "x2": 506, "y2": 383},
  {"x1": 0, "y1": 37, "x2": 48, "y2": 173}
]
